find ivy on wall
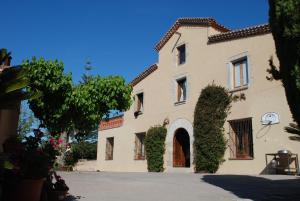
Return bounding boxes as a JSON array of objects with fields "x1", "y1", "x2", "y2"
[
  {"x1": 193, "y1": 84, "x2": 231, "y2": 173},
  {"x1": 144, "y1": 126, "x2": 167, "y2": 172}
]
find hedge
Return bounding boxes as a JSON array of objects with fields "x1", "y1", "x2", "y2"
[
  {"x1": 145, "y1": 126, "x2": 167, "y2": 172},
  {"x1": 193, "y1": 84, "x2": 231, "y2": 173}
]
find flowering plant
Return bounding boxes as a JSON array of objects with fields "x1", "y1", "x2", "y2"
[
  {"x1": 19, "y1": 128, "x2": 49, "y2": 179},
  {"x1": 43, "y1": 137, "x2": 64, "y2": 166},
  {"x1": 3, "y1": 128, "x2": 65, "y2": 179}
]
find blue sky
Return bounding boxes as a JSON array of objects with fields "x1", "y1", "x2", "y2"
[{"x1": 2, "y1": 0, "x2": 269, "y2": 83}]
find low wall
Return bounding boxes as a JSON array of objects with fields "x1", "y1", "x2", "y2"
[{"x1": 73, "y1": 160, "x2": 98, "y2": 171}]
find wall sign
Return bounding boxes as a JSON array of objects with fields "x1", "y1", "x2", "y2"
[{"x1": 261, "y1": 112, "x2": 280, "y2": 125}]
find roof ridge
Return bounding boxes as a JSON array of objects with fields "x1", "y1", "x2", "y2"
[
  {"x1": 208, "y1": 23, "x2": 270, "y2": 43},
  {"x1": 155, "y1": 17, "x2": 230, "y2": 51},
  {"x1": 130, "y1": 63, "x2": 158, "y2": 87}
]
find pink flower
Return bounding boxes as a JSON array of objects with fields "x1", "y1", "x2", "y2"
[
  {"x1": 49, "y1": 138, "x2": 55, "y2": 145},
  {"x1": 58, "y1": 138, "x2": 63, "y2": 144}
]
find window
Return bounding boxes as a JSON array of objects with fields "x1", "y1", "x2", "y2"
[
  {"x1": 135, "y1": 92, "x2": 144, "y2": 113},
  {"x1": 105, "y1": 137, "x2": 114, "y2": 160},
  {"x1": 134, "y1": 133, "x2": 145, "y2": 160},
  {"x1": 228, "y1": 118, "x2": 253, "y2": 159},
  {"x1": 176, "y1": 77, "x2": 187, "y2": 103},
  {"x1": 177, "y1": 44, "x2": 186, "y2": 65},
  {"x1": 232, "y1": 58, "x2": 249, "y2": 89}
]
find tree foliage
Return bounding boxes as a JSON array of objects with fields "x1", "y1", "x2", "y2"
[
  {"x1": 17, "y1": 102, "x2": 36, "y2": 138},
  {"x1": 144, "y1": 126, "x2": 167, "y2": 172},
  {"x1": 267, "y1": 0, "x2": 300, "y2": 132},
  {"x1": 193, "y1": 84, "x2": 231, "y2": 173},
  {"x1": 81, "y1": 60, "x2": 93, "y2": 83},
  {"x1": 22, "y1": 57, "x2": 132, "y2": 136},
  {"x1": 22, "y1": 57, "x2": 73, "y2": 135}
]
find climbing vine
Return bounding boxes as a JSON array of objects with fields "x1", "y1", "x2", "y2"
[
  {"x1": 193, "y1": 84, "x2": 231, "y2": 173},
  {"x1": 144, "y1": 126, "x2": 167, "y2": 172}
]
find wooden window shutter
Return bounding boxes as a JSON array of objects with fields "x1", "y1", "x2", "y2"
[
  {"x1": 134, "y1": 135, "x2": 138, "y2": 159},
  {"x1": 177, "y1": 82, "x2": 181, "y2": 102}
]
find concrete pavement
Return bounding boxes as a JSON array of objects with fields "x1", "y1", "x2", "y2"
[{"x1": 60, "y1": 171, "x2": 300, "y2": 201}]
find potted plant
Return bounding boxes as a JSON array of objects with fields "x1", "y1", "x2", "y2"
[
  {"x1": 2, "y1": 128, "x2": 49, "y2": 201},
  {"x1": 16, "y1": 129, "x2": 49, "y2": 201}
]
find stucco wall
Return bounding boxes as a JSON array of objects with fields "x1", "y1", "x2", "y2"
[{"x1": 97, "y1": 25, "x2": 298, "y2": 174}]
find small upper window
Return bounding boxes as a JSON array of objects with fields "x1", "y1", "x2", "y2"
[
  {"x1": 136, "y1": 93, "x2": 144, "y2": 112},
  {"x1": 232, "y1": 58, "x2": 249, "y2": 89},
  {"x1": 176, "y1": 78, "x2": 187, "y2": 102},
  {"x1": 134, "y1": 92, "x2": 144, "y2": 117},
  {"x1": 177, "y1": 44, "x2": 186, "y2": 65}
]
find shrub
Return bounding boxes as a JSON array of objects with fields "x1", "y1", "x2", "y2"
[
  {"x1": 145, "y1": 126, "x2": 167, "y2": 172},
  {"x1": 64, "y1": 141, "x2": 97, "y2": 167},
  {"x1": 71, "y1": 142, "x2": 97, "y2": 160},
  {"x1": 64, "y1": 151, "x2": 77, "y2": 167},
  {"x1": 193, "y1": 84, "x2": 231, "y2": 173}
]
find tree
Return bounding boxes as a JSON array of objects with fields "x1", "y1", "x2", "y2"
[
  {"x1": 267, "y1": 0, "x2": 300, "y2": 136},
  {"x1": 22, "y1": 57, "x2": 73, "y2": 135},
  {"x1": 81, "y1": 60, "x2": 93, "y2": 83},
  {"x1": 193, "y1": 84, "x2": 231, "y2": 173},
  {"x1": 17, "y1": 102, "x2": 37, "y2": 138},
  {"x1": 22, "y1": 57, "x2": 132, "y2": 138}
]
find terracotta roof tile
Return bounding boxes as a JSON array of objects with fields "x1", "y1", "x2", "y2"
[
  {"x1": 130, "y1": 64, "x2": 158, "y2": 87},
  {"x1": 155, "y1": 18, "x2": 230, "y2": 51},
  {"x1": 208, "y1": 23, "x2": 270, "y2": 43}
]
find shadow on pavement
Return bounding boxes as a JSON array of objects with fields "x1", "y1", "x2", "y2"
[
  {"x1": 64, "y1": 195, "x2": 83, "y2": 201},
  {"x1": 202, "y1": 175, "x2": 300, "y2": 201}
]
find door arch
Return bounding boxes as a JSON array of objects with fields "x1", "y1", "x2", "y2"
[{"x1": 173, "y1": 128, "x2": 190, "y2": 167}]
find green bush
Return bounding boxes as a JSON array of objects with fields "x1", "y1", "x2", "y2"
[
  {"x1": 64, "y1": 141, "x2": 97, "y2": 167},
  {"x1": 64, "y1": 151, "x2": 77, "y2": 167},
  {"x1": 72, "y1": 141, "x2": 97, "y2": 160},
  {"x1": 145, "y1": 126, "x2": 167, "y2": 172},
  {"x1": 193, "y1": 84, "x2": 231, "y2": 173}
]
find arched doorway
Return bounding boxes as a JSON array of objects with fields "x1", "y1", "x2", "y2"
[{"x1": 173, "y1": 128, "x2": 190, "y2": 167}]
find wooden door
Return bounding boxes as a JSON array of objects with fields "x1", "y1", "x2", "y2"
[{"x1": 173, "y1": 134, "x2": 185, "y2": 167}]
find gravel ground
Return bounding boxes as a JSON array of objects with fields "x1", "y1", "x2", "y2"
[{"x1": 59, "y1": 171, "x2": 300, "y2": 201}]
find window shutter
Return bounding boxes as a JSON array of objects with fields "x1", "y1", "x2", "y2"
[
  {"x1": 106, "y1": 139, "x2": 111, "y2": 160},
  {"x1": 137, "y1": 97, "x2": 141, "y2": 111},
  {"x1": 183, "y1": 79, "x2": 187, "y2": 101},
  {"x1": 228, "y1": 123, "x2": 236, "y2": 158},
  {"x1": 177, "y1": 82, "x2": 181, "y2": 102},
  {"x1": 134, "y1": 135, "x2": 138, "y2": 159},
  {"x1": 244, "y1": 59, "x2": 249, "y2": 85},
  {"x1": 235, "y1": 63, "x2": 241, "y2": 87}
]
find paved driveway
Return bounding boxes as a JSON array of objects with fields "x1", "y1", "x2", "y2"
[{"x1": 60, "y1": 171, "x2": 300, "y2": 201}]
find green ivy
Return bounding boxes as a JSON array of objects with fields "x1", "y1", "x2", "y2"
[
  {"x1": 145, "y1": 126, "x2": 167, "y2": 172},
  {"x1": 193, "y1": 84, "x2": 231, "y2": 173}
]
